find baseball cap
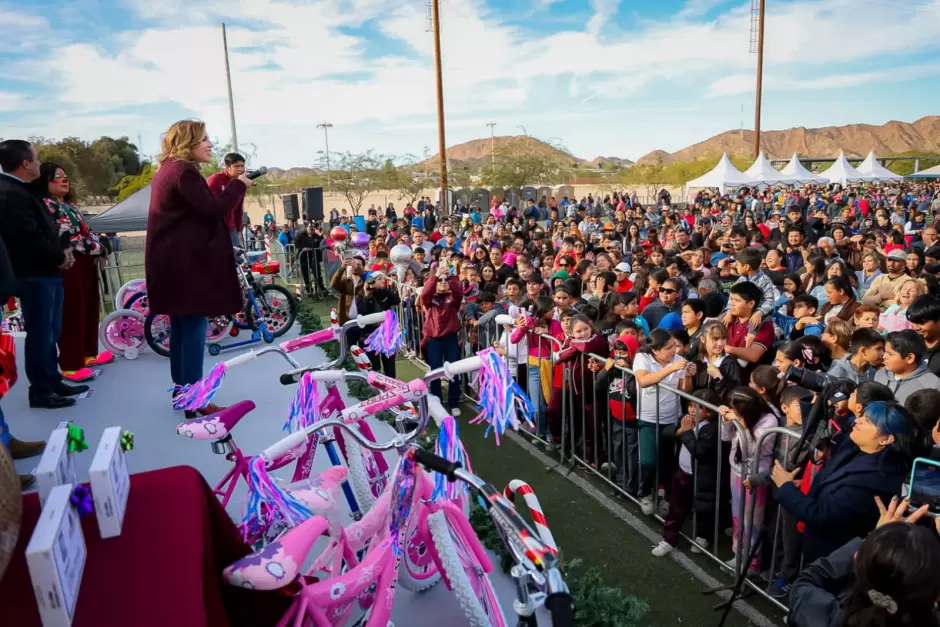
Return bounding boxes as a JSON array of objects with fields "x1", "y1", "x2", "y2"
[
  {"x1": 615, "y1": 262, "x2": 631, "y2": 273},
  {"x1": 887, "y1": 249, "x2": 907, "y2": 262}
]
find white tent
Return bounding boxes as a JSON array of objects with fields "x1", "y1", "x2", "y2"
[
  {"x1": 685, "y1": 153, "x2": 753, "y2": 193},
  {"x1": 818, "y1": 151, "x2": 867, "y2": 186},
  {"x1": 856, "y1": 151, "x2": 904, "y2": 182},
  {"x1": 779, "y1": 154, "x2": 829, "y2": 184},
  {"x1": 908, "y1": 163, "x2": 940, "y2": 178},
  {"x1": 742, "y1": 152, "x2": 802, "y2": 186}
]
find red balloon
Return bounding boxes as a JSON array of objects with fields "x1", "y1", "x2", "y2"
[{"x1": 330, "y1": 226, "x2": 348, "y2": 242}]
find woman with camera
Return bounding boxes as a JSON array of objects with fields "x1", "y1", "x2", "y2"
[
  {"x1": 788, "y1": 496, "x2": 940, "y2": 627},
  {"x1": 771, "y1": 401, "x2": 917, "y2": 565}
]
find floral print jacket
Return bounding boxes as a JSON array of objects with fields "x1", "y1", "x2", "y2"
[{"x1": 44, "y1": 198, "x2": 103, "y2": 256}]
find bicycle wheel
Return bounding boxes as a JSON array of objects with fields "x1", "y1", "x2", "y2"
[
  {"x1": 257, "y1": 284, "x2": 297, "y2": 338},
  {"x1": 343, "y1": 436, "x2": 376, "y2": 514},
  {"x1": 124, "y1": 291, "x2": 150, "y2": 316},
  {"x1": 98, "y1": 310, "x2": 146, "y2": 358},
  {"x1": 116, "y1": 279, "x2": 146, "y2": 310},
  {"x1": 428, "y1": 509, "x2": 507, "y2": 627},
  {"x1": 206, "y1": 316, "x2": 234, "y2": 342},
  {"x1": 398, "y1": 510, "x2": 442, "y2": 592},
  {"x1": 143, "y1": 312, "x2": 171, "y2": 358}
]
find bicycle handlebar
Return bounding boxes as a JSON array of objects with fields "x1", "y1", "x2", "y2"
[
  {"x1": 277, "y1": 313, "x2": 389, "y2": 384},
  {"x1": 410, "y1": 448, "x2": 572, "y2": 626}
]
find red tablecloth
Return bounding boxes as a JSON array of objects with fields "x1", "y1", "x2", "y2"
[{"x1": 0, "y1": 465, "x2": 289, "y2": 626}]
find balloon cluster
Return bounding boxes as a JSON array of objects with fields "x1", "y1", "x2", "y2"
[{"x1": 327, "y1": 227, "x2": 371, "y2": 259}]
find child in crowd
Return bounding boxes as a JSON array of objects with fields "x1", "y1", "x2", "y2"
[
  {"x1": 827, "y1": 328, "x2": 884, "y2": 383},
  {"x1": 719, "y1": 387, "x2": 779, "y2": 575},
  {"x1": 853, "y1": 304, "x2": 880, "y2": 330},
  {"x1": 873, "y1": 330, "x2": 940, "y2": 404},
  {"x1": 790, "y1": 294, "x2": 824, "y2": 338},
  {"x1": 692, "y1": 320, "x2": 744, "y2": 403},
  {"x1": 749, "y1": 365, "x2": 786, "y2": 420},
  {"x1": 559, "y1": 315, "x2": 610, "y2": 466},
  {"x1": 512, "y1": 296, "x2": 561, "y2": 440},
  {"x1": 596, "y1": 337, "x2": 640, "y2": 493},
  {"x1": 652, "y1": 388, "x2": 723, "y2": 557},
  {"x1": 820, "y1": 318, "x2": 852, "y2": 362},
  {"x1": 545, "y1": 308, "x2": 578, "y2": 448}
]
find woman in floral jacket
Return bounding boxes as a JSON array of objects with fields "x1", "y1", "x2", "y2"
[{"x1": 37, "y1": 162, "x2": 111, "y2": 381}]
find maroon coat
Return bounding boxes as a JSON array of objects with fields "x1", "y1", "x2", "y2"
[{"x1": 145, "y1": 159, "x2": 245, "y2": 317}]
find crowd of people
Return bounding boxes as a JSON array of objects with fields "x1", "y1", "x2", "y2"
[{"x1": 315, "y1": 181, "x2": 940, "y2": 626}]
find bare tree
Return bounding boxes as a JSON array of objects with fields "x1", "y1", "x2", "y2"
[
  {"x1": 482, "y1": 136, "x2": 570, "y2": 189},
  {"x1": 320, "y1": 150, "x2": 385, "y2": 216}
]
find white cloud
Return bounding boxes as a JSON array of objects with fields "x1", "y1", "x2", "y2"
[{"x1": 2, "y1": 0, "x2": 940, "y2": 166}]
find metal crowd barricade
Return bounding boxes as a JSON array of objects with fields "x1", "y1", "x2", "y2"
[{"x1": 386, "y1": 302, "x2": 817, "y2": 614}]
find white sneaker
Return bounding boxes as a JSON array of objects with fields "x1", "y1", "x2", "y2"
[
  {"x1": 651, "y1": 541, "x2": 674, "y2": 557},
  {"x1": 451, "y1": 408, "x2": 462, "y2": 417},
  {"x1": 639, "y1": 496, "x2": 655, "y2": 515},
  {"x1": 690, "y1": 537, "x2": 709, "y2": 554},
  {"x1": 657, "y1": 499, "x2": 670, "y2": 517}
]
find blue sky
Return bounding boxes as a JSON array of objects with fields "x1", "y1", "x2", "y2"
[{"x1": 1, "y1": 0, "x2": 938, "y2": 168}]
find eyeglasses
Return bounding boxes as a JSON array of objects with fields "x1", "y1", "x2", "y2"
[
  {"x1": 558, "y1": 263, "x2": 570, "y2": 268},
  {"x1": 53, "y1": 173, "x2": 68, "y2": 181},
  {"x1": 660, "y1": 288, "x2": 678, "y2": 295}
]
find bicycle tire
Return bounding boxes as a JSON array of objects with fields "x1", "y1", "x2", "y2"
[
  {"x1": 143, "y1": 312, "x2": 171, "y2": 358},
  {"x1": 98, "y1": 310, "x2": 146, "y2": 358},
  {"x1": 343, "y1": 436, "x2": 376, "y2": 514},
  {"x1": 124, "y1": 291, "x2": 150, "y2": 316},
  {"x1": 428, "y1": 509, "x2": 507, "y2": 627},
  {"x1": 258, "y1": 284, "x2": 297, "y2": 338}
]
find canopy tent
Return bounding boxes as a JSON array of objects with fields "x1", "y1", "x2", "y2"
[
  {"x1": 742, "y1": 152, "x2": 802, "y2": 186},
  {"x1": 818, "y1": 152, "x2": 867, "y2": 186},
  {"x1": 908, "y1": 163, "x2": 940, "y2": 178},
  {"x1": 779, "y1": 154, "x2": 829, "y2": 184},
  {"x1": 87, "y1": 185, "x2": 151, "y2": 232},
  {"x1": 856, "y1": 152, "x2": 904, "y2": 182},
  {"x1": 684, "y1": 153, "x2": 753, "y2": 192}
]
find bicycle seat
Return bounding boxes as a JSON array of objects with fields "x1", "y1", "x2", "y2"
[
  {"x1": 283, "y1": 466, "x2": 348, "y2": 514},
  {"x1": 176, "y1": 400, "x2": 256, "y2": 440},
  {"x1": 224, "y1": 514, "x2": 331, "y2": 590}
]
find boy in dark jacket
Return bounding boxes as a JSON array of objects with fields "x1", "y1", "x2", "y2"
[{"x1": 652, "y1": 388, "x2": 723, "y2": 557}]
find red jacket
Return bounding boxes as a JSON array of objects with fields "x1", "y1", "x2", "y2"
[
  {"x1": 420, "y1": 275, "x2": 463, "y2": 338},
  {"x1": 206, "y1": 171, "x2": 246, "y2": 233},
  {"x1": 146, "y1": 159, "x2": 244, "y2": 316}
]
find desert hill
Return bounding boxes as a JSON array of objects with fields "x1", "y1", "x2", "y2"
[
  {"x1": 422, "y1": 135, "x2": 587, "y2": 170},
  {"x1": 637, "y1": 116, "x2": 940, "y2": 167}
]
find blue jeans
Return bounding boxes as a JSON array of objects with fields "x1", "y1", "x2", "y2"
[
  {"x1": 17, "y1": 276, "x2": 64, "y2": 398},
  {"x1": 426, "y1": 332, "x2": 460, "y2": 409},
  {"x1": 0, "y1": 405, "x2": 9, "y2": 446},
  {"x1": 169, "y1": 316, "x2": 208, "y2": 386},
  {"x1": 527, "y1": 364, "x2": 548, "y2": 438},
  {"x1": 231, "y1": 229, "x2": 239, "y2": 247}
]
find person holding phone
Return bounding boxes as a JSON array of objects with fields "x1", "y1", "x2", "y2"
[{"x1": 421, "y1": 264, "x2": 463, "y2": 415}]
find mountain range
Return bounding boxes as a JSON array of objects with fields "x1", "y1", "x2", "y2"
[{"x1": 635, "y1": 116, "x2": 940, "y2": 166}]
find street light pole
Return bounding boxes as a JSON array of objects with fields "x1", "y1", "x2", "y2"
[
  {"x1": 486, "y1": 122, "x2": 496, "y2": 169},
  {"x1": 753, "y1": 0, "x2": 766, "y2": 159},
  {"x1": 317, "y1": 122, "x2": 333, "y2": 192},
  {"x1": 431, "y1": 0, "x2": 448, "y2": 213},
  {"x1": 221, "y1": 23, "x2": 238, "y2": 152}
]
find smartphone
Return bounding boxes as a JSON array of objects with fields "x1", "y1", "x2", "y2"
[{"x1": 907, "y1": 457, "x2": 940, "y2": 517}]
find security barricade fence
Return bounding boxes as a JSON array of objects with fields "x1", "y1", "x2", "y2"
[{"x1": 386, "y1": 304, "x2": 811, "y2": 615}]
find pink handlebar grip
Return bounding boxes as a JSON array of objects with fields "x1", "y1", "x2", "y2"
[
  {"x1": 367, "y1": 372, "x2": 409, "y2": 393},
  {"x1": 339, "y1": 380, "x2": 428, "y2": 423},
  {"x1": 280, "y1": 327, "x2": 336, "y2": 353}
]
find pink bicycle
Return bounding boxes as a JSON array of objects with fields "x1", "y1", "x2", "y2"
[
  {"x1": 225, "y1": 356, "x2": 514, "y2": 626},
  {"x1": 175, "y1": 311, "x2": 393, "y2": 521}
]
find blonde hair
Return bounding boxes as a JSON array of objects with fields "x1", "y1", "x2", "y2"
[
  {"x1": 824, "y1": 319, "x2": 853, "y2": 351},
  {"x1": 896, "y1": 277, "x2": 927, "y2": 304},
  {"x1": 157, "y1": 120, "x2": 207, "y2": 165}
]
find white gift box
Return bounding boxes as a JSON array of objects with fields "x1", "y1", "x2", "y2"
[
  {"x1": 88, "y1": 426, "x2": 130, "y2": 539},
  {"x1": 35, "y1": 425, "x2": 78, "y2": 508},
  {"x1": 25, "y1": 483, "x2": 87, "y2": 626}
]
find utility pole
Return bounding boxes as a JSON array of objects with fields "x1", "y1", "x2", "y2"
[
  {"x1": 431, "y1": 0, "x2": 448, "y2": 213},
  {"x1": 752, "y1": 0, "x2": 766, "y2": 158},
  {"x1": 317, "y1": 123, "x2": 333, "y2": 193},
  {"x1": 221, "y1": 23, "x2": 238, "y2": 152},
  {"x1": 486, "y1": 122, "x2": 497, "y2": 169}
]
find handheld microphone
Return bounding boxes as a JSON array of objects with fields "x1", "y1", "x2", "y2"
[{"x1": 246, "y1": 166, "x2": 268, "y2": 180}]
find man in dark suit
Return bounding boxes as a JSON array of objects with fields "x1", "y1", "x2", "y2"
[{"x1": 0, "y1": 140, "x2": 85, "y2": 409}]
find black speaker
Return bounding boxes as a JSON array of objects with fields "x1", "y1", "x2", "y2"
[
  {"x1": 302, "y1": 187, "x2": 324, "y2": 221},
  {"x1": 282, "y1": 194, "x2": 300, "y2": 221}
]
